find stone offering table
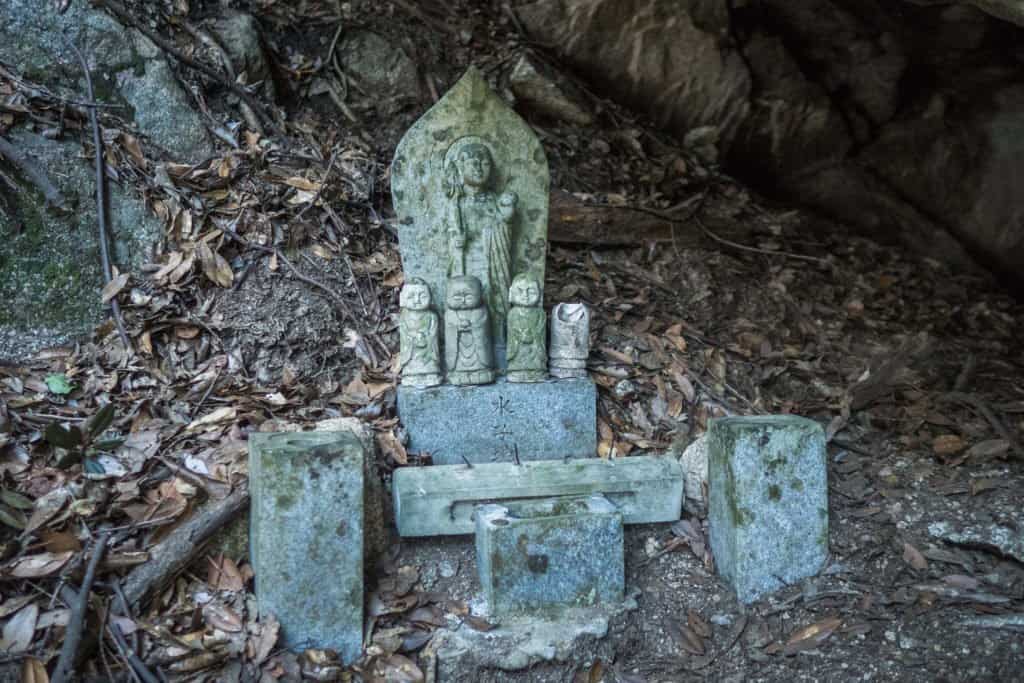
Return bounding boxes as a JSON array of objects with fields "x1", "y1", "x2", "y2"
[{"x1": 476, "y1": 495, "x2": 624, "y2": 615}]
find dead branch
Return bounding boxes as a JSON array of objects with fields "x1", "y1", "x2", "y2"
[
  {"x1": 52, "y1": 532, "x2": 110, "y2": 683},
  {"x1": 122, "y1": 484, "x2": 249, "y2": 611},
  {"x1": 941, "y1": 392, "x2": 1024, "y2": 460},
  {"x1": 0, "y1": 135, "x2": 67, "y2": 209},
  {"x1": 70, "y1": 42, "x2": 133, "y2": 354}
]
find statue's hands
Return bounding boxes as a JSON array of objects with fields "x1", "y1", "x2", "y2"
[{"x1": 498, "y1": 191, "x2": 517, "y2": 221}]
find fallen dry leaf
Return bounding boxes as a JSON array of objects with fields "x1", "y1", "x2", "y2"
[
  {"x1": 0, "y1": 603, "x2": 37, "y2": 653},
  {"x1": 932, "y1": 434, "x2": 966, "y2": 456},
  {"x1": 20, "y1": 657, "x2": 48, "y2": 683},
  {"x1": 902, "y1": 542, "x2": 929, "y2": 571},
  {"x1": 784, "y1": 616, "x2": 842, "y2": 655},
  {"x1": 7, "y1": 552, "x2": 74, "y2": 579}
]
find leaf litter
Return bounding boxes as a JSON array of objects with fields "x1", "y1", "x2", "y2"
[{"x1": 0, "y1": 0, "x2": 1020, "y2": 681}]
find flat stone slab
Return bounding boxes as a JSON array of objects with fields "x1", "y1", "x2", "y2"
[
  {"x1": 397, "y1": 376, "x2": 596, "y2": 464},
  {"x1": 433, "y1": 596, "x2": 637, "y2": 677},
  {"x1": 393, "y1": 455, "x2": 683, "y2": 537},
  {"x1": 707, "y1": 415, "x2": 828, "y2": 604},
  {"x1": 476, "y1": 495, "x2": 624, "y2": 615},
  {"x1": 250, "y1": 431, "x2": 364, "y2": 661}
]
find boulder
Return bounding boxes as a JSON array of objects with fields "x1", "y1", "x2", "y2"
[
  {"x1": 0, "y1": 130, "x2": 161, "y2": 361},
  {"x1": 518, "y1": 0, "x2": 1024, "y2": 286},
  {"x1": 516, "y1": 0, "x2": 751, "y2": 146},
  {"x1": 209, "y1": 11, "x2": 277, "y2": 100},
  {"x1": 336, "y1": 29, "x2": 422, "y2": 109},
  {"x1": 509, "y1": 54, "x2": 594, "y2": 126},
  {"x1": 0, "y1": 0, "x2": 212, "y2": 163}
]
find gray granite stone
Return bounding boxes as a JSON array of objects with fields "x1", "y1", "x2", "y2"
[
  {"x1": 475, "y1": 495, "x2": 624, "y2": 615},
  {"x1": 397, "y1": 376, "x2": 596, "y2": 464},
  {"x1": 393, "y1": 455, "x2": 683, "y2": 537},
  {"x1": 707, "y1": 415, "x2": 829, "y2": 604},
  {"x1": 391, "y1": 67, "x2": 549, "y2": 365},
  {"x1": 249, "y1": 431, "x2": 364, "y2": 661}
]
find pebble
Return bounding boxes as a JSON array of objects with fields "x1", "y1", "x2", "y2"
[{"x1": 439, "y1": 559, "x2": 458, "y2": 579}]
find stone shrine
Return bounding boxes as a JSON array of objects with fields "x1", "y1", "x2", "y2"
[
  {"x1": 393, "y1": 67, "x2": 596, "y2": 464},
  {"x1": 392, "y1": 66, "x2": 549, "y2": 367}
]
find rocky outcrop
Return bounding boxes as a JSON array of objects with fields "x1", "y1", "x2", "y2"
[
  {"x1": 0, "y1": 0, "x2": 213, "y2": 163},
  {"x1": 518, "y1": 0, "x2": 1024, "y2": 288},
  {"x1": 0, "y1": 1, "x2": 214, "y2": 360},
  {"x1": 0, "y1": 131, "x2": 161, "y2": 361}
]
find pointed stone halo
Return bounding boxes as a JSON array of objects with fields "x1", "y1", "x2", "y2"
[{"x1": 390, "y1": 67, "x2": 550, "y2": 344}]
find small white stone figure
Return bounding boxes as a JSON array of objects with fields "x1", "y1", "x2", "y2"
[
  {"x1": 549, "y1": 302, "x2": 590, "y2": 379},
  {"x1": 444, "y1": 276, "x2": 495, "y2": 385},
  {"x1": 398, "y1": 278, "x2": 443, "y2": 388},
  {"x1": 506, "y1": 274, "x2": 547, "y2": 383}
]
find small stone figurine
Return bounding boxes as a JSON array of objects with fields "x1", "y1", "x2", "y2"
[
  {"x1": 506, "y1": 274, "x2": 547, "y2": 382},
  {"x1": 445, "y1": 276, "x2": 495, "y2": 385},
  {"x1": 549, "y1": 303, "x2": 590, "y2": 378},
  {"x1": 398, "y1": 278, "x2": 443, "y2": 388}
]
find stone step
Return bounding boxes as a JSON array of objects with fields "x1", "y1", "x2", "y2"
[
  {"x1": 250, "y1": 431, "x2": 364, "y2": 661},
  {"x1": 476, "y1": 495, "x2": 624, "y2": 616},
  {"x1": 392, "y1": 455, "x2": 683, "y2": 537}
]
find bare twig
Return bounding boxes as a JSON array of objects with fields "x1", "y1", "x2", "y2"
[
  {"x1": 70, "y1": 42, "x2": 133, "y2": 353},
  {"x1": 52, "y1": 532, "x2": 111, "y2": 683},
  {"x1": 0, "y1": 135, "x2": 67, "y2": 209},
  {"x1": 122, "y1": 484, "x2": 249, "y2": 610},
  {"x1": 941, "y1": 392, "x2": 1024, "y2": 460},
  {"x1": 696, "y1": 216, "x2": 831, "y2": 265},
  {"x1": 220, "y1": 223, "x2": 354, "y2": 321},
  {"x1": 293, "y1": 151, "x2": 339, "y2": 221}
]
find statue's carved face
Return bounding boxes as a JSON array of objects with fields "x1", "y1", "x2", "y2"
[
  {"x1": 400, "y1": 283, "x2": 431, "y2": 311},
  {"x1": 457, "y1": 145, "x2": 493, "y2": 189},
  {"x1": 510, "y1": 276, "x2": 540, "y2": 307},
  {"x1": 447, "y1": 277, "x2": 482, "y2": 310}
]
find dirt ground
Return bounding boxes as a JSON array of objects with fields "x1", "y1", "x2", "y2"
[{"x1": 0, "y1": 1, "x2": 1022, "y2": 681}]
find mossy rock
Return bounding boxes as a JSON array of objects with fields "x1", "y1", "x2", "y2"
[
  {"x1": 0, "y1": 0, "x2": 212, "y2": 162},
  {"x1": 0, "y1": 130, "x2": 160, "y2": 360}
]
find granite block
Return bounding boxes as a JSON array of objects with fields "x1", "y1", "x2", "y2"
[
  {"x1": 250, "y1": 431, "x2": 364, "y2": 661},
  {"x1": 392, "y1": 455, "x2": 683, "y2": 537},
  {"x1": 707, "y1": 415, "x2": 829, "y2": 604},
  {"x1": 397, "y1": 376, "x2": 596, "y2": 464},
  {"x1": 476, "y1": 495, "x2": 624, "y2": 615}
]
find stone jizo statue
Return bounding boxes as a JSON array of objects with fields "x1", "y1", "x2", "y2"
[
  {"x1": 506, "y1": 274, "x2": 547, "y2": 383},
  {"x1": 398, "y1": 278, "x2": 443, "y2": 388},
  {"x1": 444, "y1": 138, "x2": 517, "y2": 345},
  {"x1": 444, "y1": 276, "x2": 495, "y2": 386},
  {"x1": 549, "y1": 303, "x2": 590, "y2": 379}
]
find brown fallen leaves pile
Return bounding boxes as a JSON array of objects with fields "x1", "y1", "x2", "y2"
[{"x1": 1, "y1": 0, "x2": 1023, "y2": 681}]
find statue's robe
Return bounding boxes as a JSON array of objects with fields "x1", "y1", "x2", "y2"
[
  {"x1": 445, "y1": 305, "x2": 493, "y2": 378},
  {"x1": 399, "y1": 309, "x2": 441, "y2": 379},
  {"x1": 447, "y1": 192, "x2": 512, "y2": 342},
  {"x1": 507, "y1": 306, "x2": 546, "y2": 374}
]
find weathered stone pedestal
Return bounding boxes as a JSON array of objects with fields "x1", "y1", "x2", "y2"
[
  {"x1": 250, "y1": 431, "x2": 364, "y2": 661},
  {"x1": 476, "y1": 495, "x2": 624, "y2": 615},
  {"x1": 393, "y1": 455, "x2": 683, "y2": 536},
  {"x1": 707, "y1": 415, "x2": 829, "y2": 603},
  {"x1": 397, "y1": 377, "x2": 596, "y2": 464}
]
